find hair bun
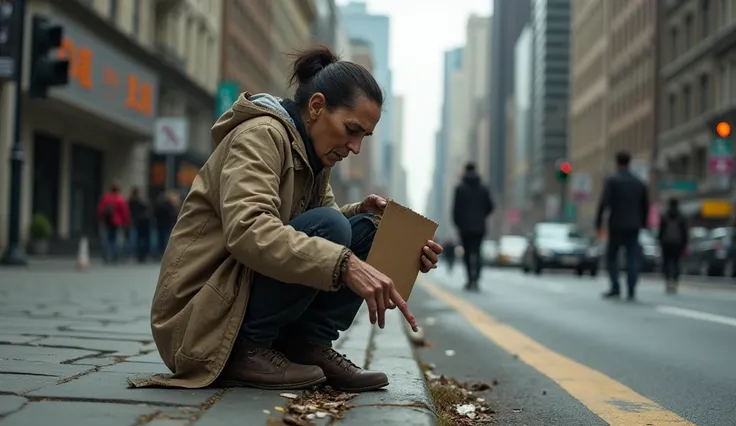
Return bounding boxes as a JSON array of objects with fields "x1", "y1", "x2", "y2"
[{"x1": 289, "y1": 46, "x2": 340, "y2": 87}]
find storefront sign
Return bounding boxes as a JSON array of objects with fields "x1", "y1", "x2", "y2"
[
  {"x1": 48, "y1": 11, "x2": 159, "y2": 135},
  {"x1": 708, "y1": 138, "x2": 733, "y2": 175},
  {"x1": 701, "y1": 200, "x2": 732, "y2": 218}
]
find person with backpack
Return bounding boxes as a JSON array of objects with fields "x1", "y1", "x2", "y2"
[
  {"x1": 657, "y1": 198, "x2": 688, "y2": 294},
  {"x1": 96, "y1": 181, "x2": 131, "y2": 264}
]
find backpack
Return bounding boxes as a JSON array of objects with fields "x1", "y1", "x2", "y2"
[
  {"x1": 102, "y1": 203, "x2": 115, "y2": 227},
  {"x1": 661, "y1": 215, "x2": 683, "y2": 245}
]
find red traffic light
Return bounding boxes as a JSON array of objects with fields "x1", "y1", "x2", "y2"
[{"x1": 560, "y1": 162, "x2": 572, "y2": 174}]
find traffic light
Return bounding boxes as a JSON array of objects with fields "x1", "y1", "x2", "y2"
[
  {"x1": 556, "y1": 161, "x2": 572, "y2": 182},
  {"x1": 716, "y1": 121, "x2": 731, "y2": 138},
  {"x1": 29, "y1": 16, "x2": 68, "y2": 98}
]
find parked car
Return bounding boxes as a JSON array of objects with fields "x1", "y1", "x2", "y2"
[
  {"x1": 496, "y1": 235, "x2": 528, "y2": 267},
  {"x1": 684, "y1": 227, "x2": 736, "y2": 277},
  {"x1": 521, "y1": 222, "x2": 599, "y2": 276},
  {"x1": 481, "y1": 240, "x2": 498, "y2": 266}
]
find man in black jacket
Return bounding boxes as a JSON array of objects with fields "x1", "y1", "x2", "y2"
[
  {"x1": 595, "y1": 151, "x2": 650, "y2": 300},
  {"x1": 452, "y1": 163, "x2": 494, "y2": 291}
]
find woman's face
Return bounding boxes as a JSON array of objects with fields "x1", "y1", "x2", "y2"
[{"x1": 306, "y1": 93, "x2": 381, "y2": 167}]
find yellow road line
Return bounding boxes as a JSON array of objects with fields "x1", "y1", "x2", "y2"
[{"x1": 419, "y1": 277, "x2": 696, "y2": 426}]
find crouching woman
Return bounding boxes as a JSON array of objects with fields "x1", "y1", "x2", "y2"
[{"x1": 129, "y1": 47, "x2": 443, "y2": 393}]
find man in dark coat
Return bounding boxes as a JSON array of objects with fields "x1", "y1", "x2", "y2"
[
  {"x1": 452, "y1": 162, "x2": 494, "y2": 291},
  {"x1": 595, "y1": 151, "x2": 650, "y2": 300},
  {"x1": 657, "y1": 198, "x2": 688, "y2": 294}
]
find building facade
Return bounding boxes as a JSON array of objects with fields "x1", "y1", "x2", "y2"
[
  {"x1": 340, "y1": 1, "x2": 393, "y2": 194},
  {"x1": 568, "y1": 0, "x2": 609, "y2": 227},
  {"x1": 513, "y1": 24, "x2": 534, "y2": 229},
  {"x1": 0, "y1": 0, "x2": 219, "y2": 255},
  {"x1": 658, "y1": 0, "x2": 734, "y2": 226},
  {"x1": 528, "y1": 0, "x2": 571, "y2": 222},
  {"x1": 390, "y1": 95, "x2": 408, "y2": 205},
  {"x1": 488, "y1": 0, "x2": 531, "y2": 223}
]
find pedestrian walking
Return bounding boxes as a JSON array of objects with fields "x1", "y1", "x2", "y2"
[
  {"x1": 96, "y1": 180, "x2": 131, "y2": 264},
  {"x1": 595, "y1": 151, "x2": 650, "y2": 301},
  {"x1": 452, "y1": 162, "x2": 494, "y2": 291},
  {"x1": 443, "y1": 238, "x2": 457, "y2": 271},
  {"x1": 130, "y1": 47, "x2": 441, "y2": 392},
  {"x1": 154, "y1": 190, "x2": 179, "y2": 257},
  {"x1": 658, "y1": 198, "x2": 688, "y2": 294},
  {"x1": 128, "y1": 187, "x2": 152, "y2": 263}
]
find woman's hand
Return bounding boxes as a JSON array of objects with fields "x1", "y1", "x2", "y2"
[
  {"x1": 420, "y1": 240, "x2": 443, "y2": 273},
  {"x1": 359, "y1": 194, "x2": 388, "y2": 215},
  {"x1": 342, "y1": 253, "x2": 418, "y2": 332}
]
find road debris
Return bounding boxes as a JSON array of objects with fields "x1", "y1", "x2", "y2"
[
  {"x1": 279, "y1": 386, "x2": 359, "y2": 425},
  {"x1": 423, "y1": 365, "x2": 495, "y2": 425}
]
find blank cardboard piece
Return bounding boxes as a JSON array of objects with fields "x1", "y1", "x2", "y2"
[{"x1": 366, "y1": 200, "x2": 438, "y2": 301}]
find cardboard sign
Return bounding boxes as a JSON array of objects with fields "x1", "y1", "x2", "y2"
[{"x1": 366, "y1": 200, "x2": 439, "y2": 301}]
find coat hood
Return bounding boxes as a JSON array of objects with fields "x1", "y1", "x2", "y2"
[{"x1": 211, "y1": 92, "x2": 300, "y2": 149}]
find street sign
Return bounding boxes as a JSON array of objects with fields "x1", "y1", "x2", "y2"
[
  {"x1": 570, "y1": 172, "x2": 592, "y2": 201},
  {"x1": 657, "y1": 179, "x2": 698, "y2": 192},
  {"x1": 0, "y1": 0, "x2": 19, "y2": 80},
  {"x1": 709, "y1": 137, "x2": 733, "y2": 175},
  {"x1": 216, "y1": 81, "x2": 239, "y2": 118},
  {"x1": 154, "y1": 117, "x2": 189, "y2": 155}
]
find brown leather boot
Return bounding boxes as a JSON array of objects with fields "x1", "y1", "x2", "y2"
[
  {"x1": 219, "y1": 343, "x2": 326, "y2": 390},
  {"x1": 285, "y1": 343, "x2": 389, "y2": 392}
]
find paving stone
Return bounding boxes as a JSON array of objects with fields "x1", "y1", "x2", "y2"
[
  {"x1": 0, "y1": 334, "x2": 42, "y2": 344},
  {"x1": 0, "y1": 318, "x2": 75, "y2": 333},
  {"x1": 25, "y1": 331, "x2": 153, "y2": 342},
  {"x1": 66, "y1": 321, "x2": 153, "y2": 335},
  {"x1": 0, "y1": 344, "x2": 99, "y2": 363},
  {"x1": 0, "y1": 401, "x2": 160, "y2": 426},
  {"x1": 28, "y1": 372, "x2": 218, "y2": 407},
  {"x1": 0, "y1": 359, "x2": 93, "y2": 377},
  {"x1": 71, "y1": 357, "x2": 118, "y2": 367},
  {"x1": 127, "y1": 351, "x2": 165, "y2": 364},
  {"x1": 195, "y1": 388, "x2": 285, "y2": 426},
  {"x1": 147, "y1": 419, "x2": 192, "y2": 426},
  {"x1": 338, "y1": 406, "x2": 436, "y2": 425},
  {"x1": 101, "y1": 362, "x2": 171, "y2": 375},
  {"x1": 0, "y1": 395, "x2": 26, "y2": 416},
  {"x1": 32, "y1": 337, "x2": 147, "y2": 356},
  {"x1": 0, "y1": 373, "x2": 60, "y2": 394}
]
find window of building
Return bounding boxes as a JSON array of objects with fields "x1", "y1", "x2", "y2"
[
  {"x1": 721, "y1": 0, "x2": 728, "y2": 26},
  {"x1": 700, "y1": 73, "x2": 710, "y2": 112},
  {"x1": 669, "y1": 93, "x2": 677, "y2": 128},
  {"x1": 684, "y1": 85, "x2": 692, "y2": 120},
  {"x1": 132, "y1": 0, "x2": 140, "y2": 35},
  {"x1": 702, "y1": 0, "x2": 710, "y2": 38},
  {"x1": 685, "y1": 14, "x2": 694, "y2": 49},
  {"x1": 108, "y1": 0, "x2": 117, "y2": 22},
  {"x1": 670, "y1": 27, "x2": 678, "y2": 62}
]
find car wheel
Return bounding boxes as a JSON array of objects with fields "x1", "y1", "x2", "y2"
[{"x1": 590, "y1": 268, "x2": 598, "y2": 277}]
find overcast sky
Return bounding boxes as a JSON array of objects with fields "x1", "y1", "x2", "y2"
[{"x1": 335, "y1": 0, "x2": 492, "y2": 214}]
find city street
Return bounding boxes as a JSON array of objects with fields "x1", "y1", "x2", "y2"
[{"x1": 414, "y1": 265, "x2": 736, "y2": 425}]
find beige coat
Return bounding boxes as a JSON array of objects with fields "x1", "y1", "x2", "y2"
[{"x1": 128, "y1": 93, "x2": 361, "y2": 389}]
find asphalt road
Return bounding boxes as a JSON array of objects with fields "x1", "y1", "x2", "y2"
[{"x1": 412, "y1": 264, "x2": 736, "y2": 426}]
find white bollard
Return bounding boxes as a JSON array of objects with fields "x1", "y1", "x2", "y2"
[{"x1": 77, "y1": 236, "x2": 90, "y2": 271}]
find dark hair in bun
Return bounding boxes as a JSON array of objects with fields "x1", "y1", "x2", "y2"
[{"x1": 288, "y1": 46, "x2": 384, "y2": 111}]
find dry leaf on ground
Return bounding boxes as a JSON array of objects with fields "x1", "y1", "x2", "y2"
[{"x1": 280, "y1": 386, "x2": 359, "y2": 425}]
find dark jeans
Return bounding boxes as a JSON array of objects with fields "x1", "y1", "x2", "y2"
[
  {"x1": 460, "y1": 232, "x2": 483, "y2": 284},
  {"x1": 661, "y1": 245, "x2": 682, "y2": 282},
  {"x1": 101, "y1": 225, "x2": 120, "y2": 263},
  {"x1": 606, "y1": 229, "x2": 641, "y2": 295},
  {"x1": 239, "y1": 207, "x2": 377, "y2": 347},
  {"x1": 156, "y1": 225, "x2": 172, "y2": 257},
  {"x1": 135, "y1": 222, "x2": 151, "y2": 263}
]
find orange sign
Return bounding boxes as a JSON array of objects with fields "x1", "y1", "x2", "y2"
[{"x1": 57, "y1": 36, "x2": 155, "y2": 118}]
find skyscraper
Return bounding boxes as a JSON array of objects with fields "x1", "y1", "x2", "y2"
[{"x1": 339, "y1": 1, "x2": 393, "y2": 193}]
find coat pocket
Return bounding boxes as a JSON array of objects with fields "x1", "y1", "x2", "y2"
[{"x1": 177, "y1": 282, "x2": 233, "y2": 362}]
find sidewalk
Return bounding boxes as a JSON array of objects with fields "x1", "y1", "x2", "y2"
[{"x1": 0, "y1": 262, "x2": 436, "y2": 425}]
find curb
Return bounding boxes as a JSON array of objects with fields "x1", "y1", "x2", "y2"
[{"x1": 334, "y1": 306, "x2": 438, "y2": 425}]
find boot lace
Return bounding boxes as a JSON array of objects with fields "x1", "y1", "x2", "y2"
[
  {"x1": 321, "y1": 347, "x2": 359, "y2": 370},
  {"x1": 248, "y1": 347, "x2": 288, "y2": 367}
]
